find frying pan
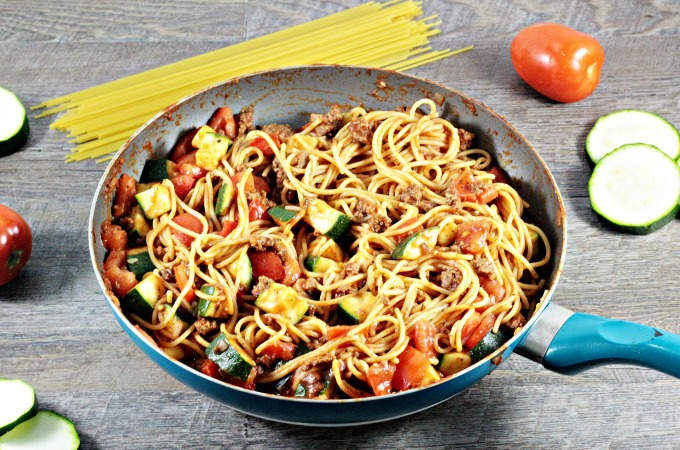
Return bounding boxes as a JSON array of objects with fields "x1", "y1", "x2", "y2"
[{"x1": 88, "y1": 65, "x2": 680, "y2": 426}]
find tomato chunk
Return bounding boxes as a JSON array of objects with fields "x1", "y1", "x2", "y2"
[
  {"x1": 465, "y1": 314, "x2": 497, "y2": 350},
  {"x1": 200, "y1": 358, "x2": 222, "y2": 380},
  {"x1": 103, "y1": 249, "x2": 138, "y2": 297},
  {"x1": 174, "y1": 151, "x2": 208, "y2": 178},
  {"x1": 101, "y1": 221, "x2": 128, "y2": 252},
  {"x1": 248, "y1": 198, "x2": 270, "y2": 221},
  {"x1": 454, "y1": 219, "x2": 491, "y2": 255},
  {"x1": 411, "y1": 320, "x2": 438, "y2": 359},
  {"x1": 173, "y1": 264, "x2": 196, "y2": 302},
  {"x1": 232, "y1": 171, "x2": 255, "y2": 192},
  {"x1": 219, "y1": 220, "x2": 238, "y2": 237},
  {"x1": 460, "y1": 311, "x2": 482, "y2": 346},
  {"x1": 249, "y1": 250, "x2": 285, "y2": 283},
  {"x1": 208, "y1": 106, "x2": 237, "y2": 140},
  {"x1": 281, "y1": 257, "x2": 301, "y2": 286},
  {"x1": 449, "y1": 169, "x2": 498, "y2": 204},
  {"x1": 249, "y1": 133, "x2": 281, "y2": 157},
  {"x1": 367, "y1": 361, "x2": 397, "y2": 396},
  {"x1": 392, "y1": 346, "x2": 430, "y2": 391},
  {"x1": 169, "y1": 127, "x2": 199, "y2": 163},
  {"x1": 260, "y1": 341, "x2": 297, "y2": 361},
  {"x1": 327, "y1": 325, "x2": 355, "y2": 340},
  {"x1": 171, "y1": 174, "x2": 197, "y2": 200},
  {"x1": 488, "y1": 166, "x2": 511, "y2": 186},
  {"x1": 479, "y1": 274, "x2": 506, "y2": 306},
  {"x1": 113, "y1": 174, "x2": 137, "y2": 219},
  {"x1": 393, "y1": 217, "x2": 424, "y2": 243},
  {"x1": 172, "y1": 213, "x2": 203, "y2": 247}
]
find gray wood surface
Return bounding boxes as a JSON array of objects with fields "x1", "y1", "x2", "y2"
[{"x1": 1, "y1": 0, "x2": 679, "y2": 448}]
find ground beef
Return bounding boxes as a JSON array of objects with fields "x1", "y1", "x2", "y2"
[
  {"x1": 367, "y1": 214, "x2": 392, "y2": 233},
  {"x1": 250, "y1": 235, "x2": 287, "y2": 261},
  {"x1": 236, "y1": 105, "x2": 254, "y2": 138},
  {"x1": 159, "y1": 268, "x2": 174, "y2": 282},
  {"x1": 354, "y1": 197, "x2": 377, "y2": 220},
  {"x1": 343, "y1": 262, "x2": 361, "y2": 278},
  {"x1": 347, "y1": 118, "x2": 377, "y2": 144},
  {"x1": 194, "y1": 317, "x2": 218, "y2": 335},
  {"x1": 246, "y1": 190, "x2": 276, "y2": 210},
  {"x1": 300, "y1": 278, "x2": 317, "y2": 294},
  {"x1": 117, "y1": 216, "x2": 134, "y2": 233},
  {"x1": 458, "y1": 128, "x2": 474, "y2": 151},
  {"x1": 506, "y1": 313, "x2": 527, "y2": 330},
  {"x1": 251, "y1": 276, "x2": 273, "y2": 298},
  {"x1": 398, "y1": 184, "x2": 436, "y2": 213},
  {"x1": 261, "y1": 123, "x2": 295, "y2": 142},
  {"x1": 473, "y1": 258, "x2": 496, "y2": 277},
  {"x1": 438, "y1": 265, "x2": 463, "y2": 291},
  {"x1": 293, "y1": 151, "x2": 309, "y2": 169},
  {"x1": 272, "y1": 158, "x2": 287, "y2": 187},
  {"x1": 310, "y1": 104, "x2": 344, "y2": 137}
]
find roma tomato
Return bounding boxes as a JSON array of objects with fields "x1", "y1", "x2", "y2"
[
  {"x1": 171, "y1": 213, "x2": 203, "y2": 247},
  {"x1": 0, "y1": 204, "x2": 32, "y2": 286},
  {"x1": 510, "y1": 23, "x2": 605, "y2": 103}
]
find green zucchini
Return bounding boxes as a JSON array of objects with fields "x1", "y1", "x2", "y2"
[
  {"x1": 139, "y1": 159, "x2": 178, "y2": 183},
  {"x1": 125, "y1": 247, "x2": 155, "y2": 280},
  {"x1": 303, "y1": 198, "x2": 351, "y2": 241},
  {"x1": 338, "y1": 291, "x2": 378, "y2": 325},
  {"x1": 226, "y1": 249, "x2": 253, "y2": 292},
  {"x1": 128, "y1": 206, "x2": 151, "y2": 241},
  {"x1": 0, "y1": 379, "x2": 37, "y2": 436},
  {"x1": 391, "y1": 226, "x2": 440, "y2": 260},
  {"x1": 268, "y1": 205, "x2": 298, "y2": 226},
  {"x1": 586, "y1": 109, "x2": 680, "y2": 164},
  {"x1": 588, "y1": 143, "x2": 680, "y2": 234},
  {"x1": 0, "y1": 410, "x2": 80, "y2": 450},
  {"x1": 468, "y1": 330, "x2": 507, "y2": 364},
  {"x1": 120, "y1": 272, "x2": 165, "y2": 321},
  {"x1": 215, "y1": 181, "x2": 235, "y2": 216},
  {"x1": 159, "y1": 304, "x2": 193, "y2": 339},
  {"x1": 438, "y1": 352, "x2": 472, "y2": 376},
  {"x1": 205, "y1": 333, "x2": 255, "y2": 381},
  {"x1": 135, "y1": 184, "x2": 172, "y2": 219},
  {"x1": 303, "y1": 255, "x2": 342, "y2": 273},
  {"x1": 193, "y1": 285, "x2": 219, "y2": 318},
  {"x1": 0, "y1": 86, "x2": 29, "y2": 158},
  {"x1": 254, "y1": 282, "x2": 308, "y2": 324},
  {"x1": 195, "y1": 131, "x2": 232, "y2": 170}
]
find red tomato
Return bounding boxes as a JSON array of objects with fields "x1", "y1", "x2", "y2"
[
  {"x1": 248, "y1": 198, "x2": 270, "y2": 221},
  {"x1": 281, "y1": 257, "x2": 301, "y2": 286},
  {"x1": 465, "y1": 314, "x2": 497, "y2": 350},
  {"x1": 393, "y1": 217, "x2": 424, "y2": 243},
  {"x1": 392, "y1": 346, "x2": 430, "y2": 391},
  {"x1": 169, "y1": 127, "x2": 199, "y2": 163},
  {"x1": 173, "y1": 264, "x2": 196, "y2": 302},
  {"x1": 219, "y1": 220, "x2": 238, "y2": 237},
  {"x1": 208, "y1": 106, "x2": 237, "y2": 140},
  {"x1": 260, "y1": 341, "x2": 297, "y2": 361},
  {"x1": 249, "y1": 133, "x2": 281, "y2": 157},
  {"x1": 453, "y1": 220, "x2": 491, "y2": 255},
  {"x1": 103, "y1": 249, "x2": 137, "y2": 297},
  {"x1": 488, "y1": 166, "x2": 511, "y2": 186},
  {"x1": 479, "y1": 274, "x2": 506, "y2": 306},
  {"x1": 248, "y1": 250, "x2": 285, "y2": 282},
  {"x1": 327, "y1": 325, "x2": 355, "y2": 340},
  {"x1": 411, "y1": 320, "x2": 437, "y2": 359},
  {"x1": 101, "y1": 221, "x2": 128, "y2": 252},
  {"x1": 199, "y1": 359, "x2": 222, "y2": 380},
  {"x1": 174, "y1": 151, "x2": 208, "y2": 178},
  {"x1": 171, "y1": 174, "x2": 197, "y2": 199},
  {"x1": 460, "y1": 311, "x2": 482, "y2": 346},
  {"x1": 112, "y1": 174, "x2": 137, "y2": 219},
  {"x1": 450, "y1": 169, "x2": 498, "y2": 205},
  {"x1": 367, "y1": 361, "x2": 397, "y2": 396},
  {"x1": 252, "y1": 176, "x2": 271, "y2": 194},
  {"x1": 171, "y1": 213, "x2": 203, "y2": 247},
  {"x1": 510, "y1": 23, "x2": 605, "y2": 103}
]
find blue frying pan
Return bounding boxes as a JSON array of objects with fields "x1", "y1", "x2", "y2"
[{"x1": 89, "y1": 65, "x2": 680, "y2": 426}]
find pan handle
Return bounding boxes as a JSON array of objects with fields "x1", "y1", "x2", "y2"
[{"x1": 516, "y1": 302, "x2": 680, "y2": 378}]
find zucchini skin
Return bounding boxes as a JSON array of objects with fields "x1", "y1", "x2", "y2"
[
  {"x1": 0, "y1": 115, "x2": 29, "y2": 158},
  {"x1": 468, "y1": 331, "x2": 507, "y2": 364},
  {"x1": 206, "y1": 333, "x2": 254, "y2": 381}
]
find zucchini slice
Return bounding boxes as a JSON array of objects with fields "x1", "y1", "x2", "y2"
[
  {"x1": 303, "y1": 198, "x2": 351, "y2": 241},
  {"x1": 125, "y1": 247, "x2": 155, "y2": 280},
  {"x1": 303, "y1": 255, "x2": 342, "y2": 273},
  {"x1": 338, "y1": 291, "x2": 378, "y2": 325},
  {"x1": 254, "y1": 282, "x2": 308, "y2": 324},
  {"x1": 586, "y1": 109, "x2": 680, "y2": 164},
  {"x1": 0, "y1": 379, "x2": 37, "y2": 436},
  {"x1": 215, "y1": 181, "x2": 236, "y2": 216},
  {"x1": 135, "y1": 184, "x2": 172, "y2": 219},
  {"x1": 128, "y1": 206, "x2": 151, "y2": 241},
  {"x1": 268, "y1": 205, "x2": 298, "y2": 226},
  {"x1": 139, "y1": 159, "x2": 179, "y2": 183},
  {"x1": 193, "y1": 285, "x2": 220, "y2": 318},
  {"x1": 120, "y1": 273, "x2": 166, "y2": 321},
  {"x1": 391, "y1": 226, "x2": 440, "y2": 260},
  {"x1": 226, "y1": 249, "x2": 253, "y2": 292},
  {"x1": 589, "y1": 143, "x2": 680, "y2": 234},
  {"x1": 159, "y1": 305, "x2": 194, "y2": 339},
  {"x1": 0, "y1": 86, "x2": 29, "y2": 158},
  {"x1": 206, "y1": 333, "x2": 255, "y2": 381},
  {"x1": 468, "y1": 330, "x2": 507, "y2": 364},
  {"x1": 438, "y1": 352, "x2": 472, "y2": 376},
  {"x1": 0, "y1": 410, "x2": 80, "y2": 450}
]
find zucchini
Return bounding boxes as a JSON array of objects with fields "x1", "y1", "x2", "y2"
[
  {"x1": 303, "y1": 198, "x2": 351, "y2": 241},
  {"x1": 128, "y1": 206, "x2": 151, "y2": 241},
  {"x1": 303, "y1": 255, "x2": 342, "y2": 273},
  {"x1": 419, "y1": 364, "x2": 441, "y2": 387},
  {"x1": 120, "y1": 272, "x2": 166, "y2": 321},
  {"x1": 438, "y1": 352, "x2": 472, "y2": 376},
  {"x1": 0, "y1": 86, "x2": 29, "y2": 158},
  {"x1": 135, "y1": 184, "x2": 172, "y2": 219},
  {"x1": 215, "y1": 181, "x2": 235, "y2": 215},
  {"x1": 0, "y1": 379, "x2": 37, "y2": 436},
  {"x1": 226, "y1": 250, "x2": 253, "y2": 292},
  {"x1": 338, "y1": 291, "x2": 378, "y2": 325},
  {"x1": 468, "y1": 330, "x2": 507, "y2": 364},
  {"x1": 195, "y1": 131, "x2": 232, "y2": 171},
  {"x1": 268, "y1": 205, "x2": 298, "y2": 226},
  {"x1": 139, "y1": 159, "x2": 178, "y2": 183},
  {"x1": 586, "y1": 109, "x2": 680, "y2": 164},
  {"x1": 391, "y1": 226, "x2": 440, "y2": 260},
  {"x1": 254, "y1": 282, "x2": 308, "y2": 324},
  {"x1": 0, "y1": 410, "x2": 80, "y2": 450},
  {"x1": 588, "y1": 143, "x2": 680, "y2": 234},
  {"x1": 308, "y1": 236, "x2": 344, "y2": 261},
  {"x1": 193, "y1": 285, "x2": 220, "y2": 318},
  {"x1": 125, "y1": 247, "x2": 155, "y2": 280},
  {"x1": 159, "y1": 304, "x2": 193, "y2": 339},
  {"x1": 205, "y1": 333, "x2": 255, "y2": 381}
]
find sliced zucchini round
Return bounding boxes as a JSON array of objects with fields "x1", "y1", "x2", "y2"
[
  {"x1": 0, "y1": 87, "x2": 29, "y2": 157},
  {"x1": 0, "y1": 379, "x2": 37, "y2": 436},
  {"x1": 586, "y1": 109, "x2": 680, "y2": 164},
  {"x1": 0, "y1": 410, "x2": 80, "y2": 450},
  {"x1": 588, "y1": 143, "x2": 680, "y2": 234}
]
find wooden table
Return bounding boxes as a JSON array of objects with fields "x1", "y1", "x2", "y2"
[{"x1": 2, "y1": 1, "x2": 679, "y2": 448}]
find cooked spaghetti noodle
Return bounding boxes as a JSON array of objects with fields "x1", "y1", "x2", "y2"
[{"x1": 101, "y1": 99, "x2": 550, "y2": 398}]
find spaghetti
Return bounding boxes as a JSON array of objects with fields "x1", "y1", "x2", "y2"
[
  {"x1": 32, "y1": 1, "x2": 472, "y2": 163},
  {"x1": 101, "y1": 99, "x2": 550, "y2": 398}
]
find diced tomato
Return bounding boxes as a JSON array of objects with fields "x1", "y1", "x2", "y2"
[
  {"x1": 208, "y1": 106, "x2": 237, "y2": 140},
  {"x1": 248, "y1": 198, "x2": 270, "y2": 221},
  {"x1": 327, "y1": 325, "x2": 355, "y2": 340},
  {"x1": 113, "y1": 174, "x2": 137, "y2": 219},
  {"x1": 252, "y1": 176, "x2": 272, "y2": 194},
  {"x1": 171, "y1": 174, "x2": 197, "y2": 199},
  {"x1": 367, "y1": 361, "x2": 397, "y2": 396},
  {"x1": 460, "y1": 311, "x2": 482, "y2": 346},
  {"x1": 173, "y1": 264, "x2": 196, "y2": 302},
  {"x1": 232, "y1": 171, "x2": 255, "y2": 192},
  {"x1": 249, "y1": 133, "x2": 281, "y2": 157},
  {"x1": 449, "y1": 169, "x2": 498, "y2": 204},
  {"x1": 103, "y1": 249, "x2": 138, "y2": 297},
  {"x1": 101, "y1": 221, "x2": 128, "y2": 252},
  {"x1": 411, "y1": 320, "x2": 438, "y2": 359},
  {"x1": 281, "y1": 257, "x2": 301, "y2": 286},
  {"x1": 225, "y1": 367, "x2": 257, "y2": 390},
  {"x1": 464, "y1": 314, "x2": 497, "y2": 350},
  {"x1": 174, "y1": 150, "x2": 208, "y2": 178},
  {"x1": 454, "y1": 219, "x2": 491, "y2": 255},
  {"x1": 172, "y1": 213, "x2": 203, "y2": 247},
  {"x1": 393, "y1": 217, "x2": 424, "y2": 243},
  {"x1": 392, "y1": 346, "x2": 430, "y2": 391},
  {"x1": 169, "y1": 127, "x2": 199, "y2": 163},
  {"x1": 200, "y1": 358, "x2": 222, "y2": 380},
  {"x1": 479, "y1": 274, "x2": 506, "y2": 306},
  {"x1": 248, "y1": 250, "x2": 285, "y2": 283},
  {"x1": 488, "y1": 166, "x2": 511, "y2": 186},
  {"x1": 219, "y1": 220, "x2": 238, "y2": 237},
  {"x1": 260, "y1": 341, "x2": 297, "y2": 361}
]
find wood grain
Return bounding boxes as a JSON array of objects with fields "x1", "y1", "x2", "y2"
[{"x1": 1, "y1": 1, "x2": 680, "y2": 448}]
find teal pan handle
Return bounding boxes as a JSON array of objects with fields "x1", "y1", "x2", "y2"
[{"x1": 517, "y1": 302, "x2": 680, "y2": 378}]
